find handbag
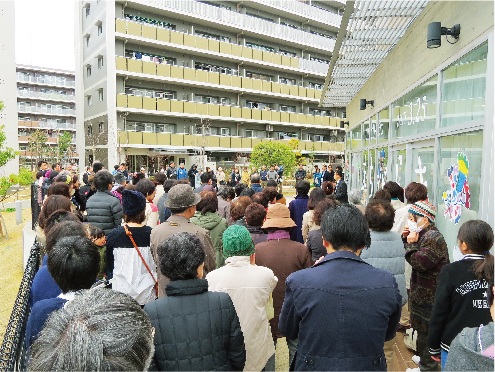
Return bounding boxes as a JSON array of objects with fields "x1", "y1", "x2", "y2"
[
  {"x1": 124, "y1": 225, "x2": 158, "y2": 297},
  {"x1": 404, "y1": 327, "x2": 418, "y2": 352}
]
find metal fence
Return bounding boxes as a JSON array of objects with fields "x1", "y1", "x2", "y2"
[
  {"x1": 0, "y1": 241, "x2": 41, "y2": 371},
  {"x1": 30, "y1": 184, "x2": 40, "y2": 231}
]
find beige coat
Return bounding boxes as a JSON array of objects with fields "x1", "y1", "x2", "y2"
[
  {"x1": 150, "y1": 215, "x2": 216, "y2": 297},
  {"x1": 301, "y1": 210, "x2": 319, "y2": 242},
  {"x1": 206, "y1": 256, "x2": 277, "y2": 371}
]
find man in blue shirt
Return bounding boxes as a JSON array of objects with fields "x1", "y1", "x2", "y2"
[
  {"x1": 177, "y1": 163, "x2": 188, "y2": 180},
  {"x1": 260, "y1": 165, "x2": 268, "y2": 188}
]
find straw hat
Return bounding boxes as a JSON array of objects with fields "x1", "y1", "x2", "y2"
[{"x1": 262, "y1": 204, "x2": 296, "y2": 229}]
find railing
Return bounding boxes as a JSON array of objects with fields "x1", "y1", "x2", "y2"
[
  {"x1": 16, "y1": 75, "x2": 75, "y2": 88},
  {"x1": 142, "y1": 0, "x2": 336, "y2": 51},
  {"x1": 17, "y1": 104, "x2": 76, "y2": 116},
  {"x1": 299, "y1": 59, "x2": 330, "y2": 75},
  {"x1": 38, "y1": 122, "x2": 76, "y2": 130},
  {"x1": 0, "y1": 240, "x2": 41, "y2": 371},
  {"x1": 17, "y1": 89, "x2": 75, "y2": 102},
  {"x1": 250, "y1": 0, "x2": 341, "y2": 28}
]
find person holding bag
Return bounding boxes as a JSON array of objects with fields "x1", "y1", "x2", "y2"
[{"x1": 106, "y1": 189, "x2": 157, "y2": 305}]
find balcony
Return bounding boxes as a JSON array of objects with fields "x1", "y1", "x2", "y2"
[
  {"x1": 115, "y1": 18, "x2": 330, "y2": 76},
  {"x1": 16, "y1": 75, "x2": 75, "y2": 88},
  {"x1": 249, "y1": 0, "x2": 341, "y2": 30},
  {"x1": 117, "y1": 131, "x2": 344, "y2": 153},
  {"x1": 116, "y1": 94, "x2": 343, "y2": 130},
  {"x1": 17, "y1": 89, "x2": 76, "y2": 102},
  {"x1": 136, "y1": 0, "x2": 336, "y2": 52},
  {"x1": 17, "y1": 104, "x2": 76, "y2": 116},
  {"x1": 18, "y1": 120, "x2": 76, "y2": 130},
  {"x1": 116, "y1": 57, "x2": 324, "y2": 102}
]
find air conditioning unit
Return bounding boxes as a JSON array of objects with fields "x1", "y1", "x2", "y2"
[{"x1": 266, "y1": 124, "x2": 274, "y2": 131}]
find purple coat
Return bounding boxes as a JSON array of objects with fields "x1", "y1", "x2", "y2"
[{"x1": 288, "y1": 195, "x2": 309, "y2": 244}]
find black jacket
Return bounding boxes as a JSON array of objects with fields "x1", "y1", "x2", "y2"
[
  {"x1": 85, "y1": 190, "x2": 123, "y2": 235},
  {"x1": 322, "y1": 170, "x2": 334, "y2": 183},
  {"x1": 334, "y1": 179, "x2": 348, "y2": 204},
  {"x1": 144, "y1": 279, "x2": 246, "y2": 371},
  {"x1": 295, "y1": 169, "x2": 306, "y2": 181},
  {"x1": 428, "y1": 256, "x2": 492, "y2": 354}
]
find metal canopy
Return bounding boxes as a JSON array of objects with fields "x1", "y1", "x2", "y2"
[{"x1": 321, "y1": 0, "x2": 428, "y2": 108}]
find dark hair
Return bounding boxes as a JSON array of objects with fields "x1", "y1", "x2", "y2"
[
  {"x1": 457, "y1": 220, "x2": 494, "y2": 282},
  {"x1": 313, "y1": 199, "x2": 340, "y2": 226},
  {"x1": 240, "y1": 188, "x2": 255, "y2": 198},
  {"x1": 51, "y1": 162, "x2": 61, "y2": 170},
  {"x1": 252, "y1": 193, "x2": 269, "y2": 208},
  {"x1": 36, "y1": 171, "x2": 44, "y2": 180},
  {"x1": 250, "y1": 174, "x2": 260, "y2": 184},
  {"x1": 321, "y1": 204, "x2": 371, "y2": 252},
  {"x1": 114, "y1": 165, "x2": 119, "y2": 170},
  {"x1": 92, "y1": 162, "x2": 103, "y2": 173},
  {"x1": 48, "y1": 236, "x2": 100, "y2": 293},
  {"x1": 45, "y1": 221, "x2": 88, "y2": 255},
  {"x1": 295, "y1": 180, "x2": 310, "y2": 196},
  {"x1": 88, "y1": 224, "x2": 105, "y2": 240},
  {"x1": 266, "y1": 180, "x2": 277, "y2": 188},
  {"x1": 245, "y1": 203, "x2": 267, "y2": 227},
  {"x1": 71, "y1": 174, "x2": 79, "y2": 185},
  {"x1": 49, "y1": 171, "x2": 59, "y2": 180},
  {"x1": 163, "y1": 179, "x2": 175, "y2": 193},
  {"x1": 307, "y1": 187, "x2": 326, "y2": 210},
  {"x1": 157, "y1": 232, "x2": 205, "y2": 281},
  {"x1": 44, "y1": 211, "x2": 82, "y2": 238},
  {"x1": 135, "y1": 178, "x2": 156, "y2": 197},
  {"x1": 197, "y1": 191, "x2": 218, "y2": 214},
  {"x1": 154, "y1": 172, "x2": 167, "y2": 185},
  {"x1": 373, "y1": 189, "x2": 392, "y2": 203},
  {"x1": 262, "y1": 187, "x2": 278, "y2": 203},
  {"x1": 132, "y1": 173, "x2": 146, "y2": 185},
  {"x1": 38, "y1": 196, "x2": 73, "y2": 230},
  {"x1": 218, "y1": 186, "x2": 235, "y2": 201},
  {"x1": 383, "y1": 181, "x2": 404, "y2": 200},
  {"x1": 200, "y1": 172, "x2": 210, "y2": 184},
  {"x1": 335, "y1": 170, "x2": 343, "y2": 178},
  {"x1": 405, "y1": 182, "x2": 428, "y2": 204},
  {"x1": 94, "y1": 170, "x2": 114, "y2": 191},
  {"x1": 235, "y1": 183, "x2": 248, "y2": 197},
  {"x1": 172, "y1": 179, "x2": 190, "y2": 187},
  {"x1": 123, "y1": 210, "x2": 146, "y2": 224},
  {"x1": 321, "y1": 181, "x2": 334, "y2": 195},
  {"x1": 47, "y1": 182, "x2": 71, "y2": 198},
  {"x1": 230, "y1": 196, "x2": 253, "y2": 221},
  {"x1": 37, "y1": 160, "x2": 47, "y2": 168},
  {"x1": 365, "y1": 200, "x2": 395, "y2": 232}
]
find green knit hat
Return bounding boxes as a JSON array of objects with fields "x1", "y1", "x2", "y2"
[{"x1": 222, "y1": 225, "x2": 255, "y2": 258}]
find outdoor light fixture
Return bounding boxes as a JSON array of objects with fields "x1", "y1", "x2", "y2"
[
  {"x1": 360, "y1": 99, "x2": 374, "y2": 110},
  {"x1": 427, "y1": 22, "x2": 461, "y2": 49},
  {"x1": 340, "y1": 121, "x2": 349, "y2": 128}
]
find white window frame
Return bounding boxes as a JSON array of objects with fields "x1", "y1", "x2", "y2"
[
  {"x1": 87, "y1": 95, "x2": 92, "y2": 107},
  {"x1": 98, "y1": 89, "x2": 104, "y2": 102}
]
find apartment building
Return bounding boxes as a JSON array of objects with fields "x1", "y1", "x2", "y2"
[
  {"x1": 76, "y1": 0, "x2": 347, "y2": 172},
  {"x1": 16, "y1": 65, "x2": 77, "y2": 168}
]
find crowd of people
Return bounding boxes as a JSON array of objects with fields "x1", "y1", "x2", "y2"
[{"x1": 24, "y1": 159, "x2": 494, "y2": 371}]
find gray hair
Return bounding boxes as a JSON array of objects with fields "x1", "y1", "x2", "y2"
[
  {"x1": 348, "y1": 189, "x2": 363, "y2": 205},
  {"x1": 28, "y1": 288, "x2": 154, "y2": 371}
]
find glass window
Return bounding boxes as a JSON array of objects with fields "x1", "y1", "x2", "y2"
[
  {"x1": 369, "y1": 149, "x2": 377, "y2": 198},
  {"x1": 362, "y1": 151, "x2": 369, "y2": 202},
  {"x1": 412, "y1": 146, "x2": 435, "y2": 201},
  {"x1": 363, "y1": 120, "x2": 370, "y2": 147},
  {"x1": 436, "y1": 130, "x2": 483, "y2": 257},
  {"x1": 378, "y1": 107, "x2": 390, "y2": 143},
  {"x1": 377, "y1": 147, "x2": 388, "y2": 191},
  {"x1": 369, "y1": 115, "x2": 377, "y2": 144},
  {"x1": 346, "y1": 131, "x2": 351, "y2": 151},
  {"x1": 350, "y1": 152, "x2": 362, "y2": 197},
  {"x1": 351, "y1": 124, "x2": 362, "y2": 150},
  {"x1": 392, "y1": 75, "x2": 437, "y2": 139},
  {"x1": 392, "y1": 148, "x2": 407, "y2": 188},
  {"x1": 441, "y1": 43, "x2": 487, "y2": 127}
]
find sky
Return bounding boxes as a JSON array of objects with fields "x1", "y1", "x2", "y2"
[{"x1": 15, "y1": 0, "x2": 76, "y2": 72}]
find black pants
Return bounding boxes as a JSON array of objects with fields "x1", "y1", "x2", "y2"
[{"x1": 417, "y1": 330, "x2": 438, "y2": 371}]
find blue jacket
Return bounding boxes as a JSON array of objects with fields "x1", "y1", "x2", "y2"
[
  {"x1": 25, "y1": 297, "x2": 67, "y2": 350},
  {"x1": 251, "y1": 183, "x2": 263, "y2": 194},
  {"x1": 288, "y1": 195, "x2": 309, "y2": 244},
  {"x1": 177, "y1": 167, "x2": 188, "y2": 180},
  {"x1": 279, "y1": 250, "x2": 402, "y2": 371},
  {"x1": 260, "y1": 170, "x2": 268, "y2": 181}
]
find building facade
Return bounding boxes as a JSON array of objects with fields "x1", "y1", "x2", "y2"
[
  {"x1": 16, "y1": 65, "x2": 77, "y2": 169},
  {"x1": 76, "y1": 0, "x2": 347, "y2": 173},
  {"x1": 345, "y1": 1, "x2": 494, "y2": 258}
]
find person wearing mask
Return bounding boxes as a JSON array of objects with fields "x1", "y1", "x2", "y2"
[
  {"x1": 191, "y1": 191, "x2": 228, "y2": 269},
  {"x1": 429, "y1": 220, "x2": 493, "y2": 370},
  {"x1": 166, "y1": 162, "x2": 177, "y2": 180},
  {"x1": 260, "y1": 165, "x2": 268, "y2": 188},
  {"x1": 207, "y1": 225, "x2": 278, "y2": 372},
  {"x1": 278, "y1": 204, "x2": 402, "y2": 371},
  {"x1": 333, "y1": 170, "x2": 348, "y2": 204},
  {"x1": 403, "y1": 201, "x2": 449, "y2": 372},
  {"x1": 255, "y1": 204, "x2": 312, "y2": 366},
  {"x1": 177, "y1": 163, "x2": 187, "y2": 180},
  {"x1": 144, "y1": 233, "x2": 246, "y2": 371},
  {"x1": 150, "y1": 184, "x2": 216, "y2": 298}
]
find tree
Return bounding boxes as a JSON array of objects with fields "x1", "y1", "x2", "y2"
[
  {"x1": 250, "y1": 142, "x2": 295, "y2": 174},
  {"x1": 27, "y1": 130, "x2": 50, "y2": 170},
  {"x1": 0, "y1": 102, "x2": 18, "y2": 168},
  {"x1": 57, "y1": 130, "x2": 75, "y2": 163}
]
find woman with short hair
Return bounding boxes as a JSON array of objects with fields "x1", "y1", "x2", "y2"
[
  {"x1": 144, "y1": 232, "x2": 246, "y2": 371},
  {"x1": 306, "y1": 199, "x2": 340, "y2": 263},
  {"x1": 301, "y1": 187, "x2": 326, "y2": 242}
]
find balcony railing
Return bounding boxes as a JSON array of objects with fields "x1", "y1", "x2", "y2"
[
  {"x1": 17, "y1": 89, "x2": 76, "y2": 102},
  {"x1": 18, "y1": 120, "x2": 76, "y2": 130},
  {"x1": 16, "y1": 75, "x2": 75, "y2": 88},
  {"x1": 250, "y1": 0, "x2": 341, "y2": 28},
  {"x1": 17, "y1": 104, "x2": 76, "y2": 116},
  {"x1": 141, "y1": 0, "x2": 335, "y2": 51}
]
